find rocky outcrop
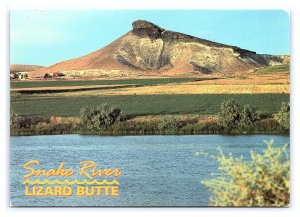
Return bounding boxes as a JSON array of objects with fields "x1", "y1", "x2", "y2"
[
  {"x1": 260, "y1": 54, "x2": 290, "y2": 66},
  {"x1": 115, "y1": 20, "x2": 269, "y2": 73}
]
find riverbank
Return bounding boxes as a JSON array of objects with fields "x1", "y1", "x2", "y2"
[{"x1": 10, "y1": 115, "x2": 289, "y2": 136}]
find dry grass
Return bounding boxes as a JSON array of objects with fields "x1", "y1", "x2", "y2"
[
  {"x1": 50, "y1": 116, "x2": 80, "y2": 124},
  {"x1": 127, "y1": 114, "x2": 216, "y2": 123},
  {"x1": 48, "y1": 114, "x2": 219, "y2": 126},
  {"x1": 102, "y1": 84, "x2": 289, "y2": 95},
  {"x1": 43, "y1": 83, "x2": 289, "y2": 97}
]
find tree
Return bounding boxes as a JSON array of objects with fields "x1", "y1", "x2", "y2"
[
  {"x1": 239, "y1": 104, "x2": 260, "y2": 129},
  {"x1": 274, "y1": 102, "x2": 290, "y2": 130},
  {"x1": 218, "y1": 100, "x2": 259, "y2": 130},
  {"x1": 217, "y1": 100, "x2": 241, "y2": 129},
  {"x1": 197, "y1": 140, "x2": 290, "y2": 207},
  {"x1": 80, "y1": 103, "x2": 125, "y2": 131}
]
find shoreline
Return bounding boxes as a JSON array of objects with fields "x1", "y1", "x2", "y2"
[
  {"x1": 10, "y1": 113, "x2": 289, "y2": 137},
  {"x1": 11, "y1": 129, "x2": 289, "y2": 137}
]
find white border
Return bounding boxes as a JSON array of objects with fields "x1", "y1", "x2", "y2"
[{"x1": 1, "y1": 0, "x2": 299, "y2": 217}]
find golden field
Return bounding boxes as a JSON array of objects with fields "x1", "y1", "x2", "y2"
[
  {"x1": 13, "y1": 83, "x2": 288, "y2": 97},
  {"x1": 31, "y1": 74, "x2": 289, "y2": 97}
]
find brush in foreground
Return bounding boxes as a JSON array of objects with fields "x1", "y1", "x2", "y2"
[{"x1": 197, "y1": 140, "x2": 290, "y2": 207}]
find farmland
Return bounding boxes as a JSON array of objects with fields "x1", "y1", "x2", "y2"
[
  {"x1": 10, "y1": 72, "x2": 290, "y2": 135},
  {"x1": 11, "y1": 84, "x2": 141, "y2": 94},
  {"x1": 10, "y1": 77, "x2": 201, "y2": 89},
  {"x1": 11, "y1": 93, "x2": 289, "y2": 118}
]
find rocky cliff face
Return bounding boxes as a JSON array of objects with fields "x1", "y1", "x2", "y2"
[{"x1": 30, "y1": 20, "x2": 284, "y2": 77}]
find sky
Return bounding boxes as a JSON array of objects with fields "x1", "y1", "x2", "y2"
[{"x1": 10, "y1": 10, "x2": 290, "y2": 66}]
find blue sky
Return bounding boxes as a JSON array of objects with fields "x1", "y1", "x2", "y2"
[{"x1": 10, "y1": 10, "x2": 290, "y2": 66}]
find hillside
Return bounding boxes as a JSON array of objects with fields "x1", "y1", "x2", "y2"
[
  {"x1": 29, "y1": 20, "x2": 287, "y2": 78},
  {"x1": 10, "y1": 64, "x2": 45, "y2": 73}
]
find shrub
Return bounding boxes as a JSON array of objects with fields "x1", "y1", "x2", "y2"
[
  {"x1": 252, "y1": 118, "x2": 283, "y2": 133},
  {"x1": 274, "y1": 102, "x2": 290, "y2": 130},
  {"x1": 217, "y1": 100, "x2": 242, "y2": 129},
  {"x1": 197, "y1": 140, "x2": 290, "y2": 207},
  {"x1": 80, "y1": 103, "x2": 125, "y2": 131},
  {"x1": 179, "y1": 124, "x2": 195, "y2": 134},
  {"x1": 10, "y1": 112, "x2": 23, "y2": 129},
  {"x1": 238, "y1": 104, "x2": 260, "y2": 129},
  {"x1": 218, "y1": 100, "x2": 259, "y2": 130},
  {"x1": 193, "y1": 122, "x2": 222, "y2": 134},
  {"x1": 10, "y1": 112, "x2": 38, "y2": 129},
  {"x1": 158, "y1": 115, "x2": 183, "y2": 134}
]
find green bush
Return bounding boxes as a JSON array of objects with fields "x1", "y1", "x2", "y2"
[
  {"x1": 197, "y1": 140, "x2": 290, "y2": 207},
  {"x1": 10, "y1": 112, "x2": 23, "y2": 129},
  {"x1": 158, "y1": 115, "x2": 183, "y2": 134},
  {"x1": 218, "y1": 100, "x2": 259, "y2": 130},
  {"x1": 217, "y1": 100, "x2": 241, "y2": 129},
  {"x1": 274, "y1": 102, "x2": 290, "y2": 130},
  {"x1": 10, "y1": 112, "x2": 38, "y2": 129},
  {"x1": 238, "y1": 104, "x2": 260, "y2": 128},
  {"x1": 80, "y1": 103, "x2": 125, "y2": 131}
]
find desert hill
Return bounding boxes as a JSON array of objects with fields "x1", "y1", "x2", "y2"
[
  {"x1": 29, "y1": 20, "x2": 287, "y2": 78},
  {"x1": 10, "y1": 64, "x2": 44, "y2": 73}
]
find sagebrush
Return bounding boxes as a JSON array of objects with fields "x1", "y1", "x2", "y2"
[
  {"x1": 218, "y1": 100, "x2": 259, "y2": 130},
  {"x1": 274, "y1": 102, "x2": 290, "y2": 130},
  {"x1": 80, "y1": 103, "x2": 125, "y2": 131},
  {"x1": 197, "y1": 140, "x2": 290, "y2": 207}
]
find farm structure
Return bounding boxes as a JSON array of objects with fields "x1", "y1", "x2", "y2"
[{"x1": 53, "y1": 72, "x2": 65, "y2": 78}]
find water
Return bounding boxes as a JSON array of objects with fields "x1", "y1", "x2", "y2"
[{"x1": 10, "y1": 134, "x2": 289, "y2": 207}]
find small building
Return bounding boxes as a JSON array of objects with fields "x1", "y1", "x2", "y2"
[{"x1": 53, "y1": 72, "x2": 65, "y2": 78}]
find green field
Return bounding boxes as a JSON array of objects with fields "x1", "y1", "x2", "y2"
[
  {"x1": 11, "y1": 93, "x2": 289, "y2": 118},
  {"x1": 11, "y1": 77, "x2": 202, "y2": 89},
  {"x1": 255, "y1": 64, "x2": 290, "y2": 74}
]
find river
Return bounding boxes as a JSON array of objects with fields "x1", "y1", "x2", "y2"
[{"x1": 10, "y1": 134, "x2": 289, "y2": 207}]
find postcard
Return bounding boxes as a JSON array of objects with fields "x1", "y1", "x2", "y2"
[{"x1": 9, "y1": 10, "x2": 290, "y2": 207}]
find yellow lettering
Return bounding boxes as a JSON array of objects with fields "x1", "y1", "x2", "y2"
[
  {"x1": 111, "y1": 186, "x2": 119, "y2": 196},
  {"x1": 79, "y1": 161, "x2": 96, "y2": 178},
  {"x1": 77, "y1": 186, "x2": 85, "y2": 196},
  {"x1": 24, "y1": 160, "x2": 40, "y2": 180}
]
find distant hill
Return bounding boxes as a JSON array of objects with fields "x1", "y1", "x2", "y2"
[
  {"x1": 10, "y1": 64, "x2": 45, "y2": 73},
  {"x1": 29, "y1": 20, "x2": 287, "y2": 78}
]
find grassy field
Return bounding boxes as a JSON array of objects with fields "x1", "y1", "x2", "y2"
[
  {"x1": 10, "y1": 77, "x2": 201, "y2": 89},
  {"x1": 255, "y1": 64, "x2": 290, "y2": 74},
  {"x1": 11, "y1": 93, "x2": 289, "y2": 118},
  {"x1": 11, "y1": 84, "x2": 141, "y2": 94}
]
